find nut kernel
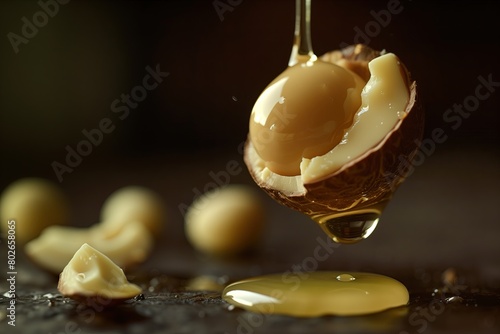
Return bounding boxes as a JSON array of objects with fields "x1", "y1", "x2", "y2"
[
  {"x1": 100, "y1": 186, "x2": 166, "y2": 236},
  {"x1": 0, "y1": 178, "x2": 69, "y2": 244},
  {"x1": 58, "y1": 243, "x2": 141, "y2": 301},
  {"x1": 185, "y1": 185, "x2": 265, "y2": 256}
]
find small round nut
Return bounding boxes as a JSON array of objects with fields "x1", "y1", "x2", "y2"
[
  {"x1": 0, "y1": 178, "x2": 69, "y2": 244},
  {"x1": 185, "y1": 184, "x2": 266, "y2": 257},
  {"x1": 100, "y1": 186, "x2": 166, "y2": 236}
]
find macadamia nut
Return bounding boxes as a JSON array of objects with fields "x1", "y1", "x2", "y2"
[
  {"x1": 185, "y1": 184, "x2": 266, "y2": 256},
  {"x1": 58, "y1": 243, "x2": 141, "y2": 301},
  {"x1": 0, "y1": 178, "x2": 69, "y2": 244},
  {"x1": 100, "y1": 186, "x2": 166, "y2": 236}
]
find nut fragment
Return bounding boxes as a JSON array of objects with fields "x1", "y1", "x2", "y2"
[
  {"x1": 58, "y1": 243, "x2": 141, "y2": 302},
  {"x1": 0, "y1": 178, "x2": 69, "y2": 244},
  {"x1": 100, "y1": 186, "x2": 166, "y2": 236},
  {"x1": 25, "y1": 220, "x2": 153, "y2": 274},
  {"x1": 185, "y1": 184, "x2": 266, "y2": 257}
]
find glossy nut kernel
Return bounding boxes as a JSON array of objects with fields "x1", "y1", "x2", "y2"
[
  {"x1": 249, "y1": 60, "x2": 365, "y2": 176},
  {"x1": 58, "y1": 243, "x2": 141, "y2": 302},
  {"x1": 184, "y1": 185, "x2": 266, "y2": 257},
  {"x1": 0, "y1": 178, "x2": 70, "y2": 244}
]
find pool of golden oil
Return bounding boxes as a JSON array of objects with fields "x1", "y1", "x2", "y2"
[{"x1": 222, "y1": 271, "x2": 409, "y2": 317}]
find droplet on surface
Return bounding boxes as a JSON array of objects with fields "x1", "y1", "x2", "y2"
[
  {"x1": 444, "y1": 296, "x2": 464, "y2": 304},
  {"x1": 336, "y1": 273, "x2": 356, "y2": 282}
]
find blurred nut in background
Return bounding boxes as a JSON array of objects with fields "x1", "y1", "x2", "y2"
[
  {"x1": 185, "y1": 184, "x2": 266, "y2": 257},
  {"x1": 0, "y1": 178, "x2": 70, "y2": 244},
  {"x1": 100, "y1": 186, "x2": 166, "y2": 236}
]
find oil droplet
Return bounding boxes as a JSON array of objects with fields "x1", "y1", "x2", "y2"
[
  {"x1": 223, "y1": 271, "x2": 409, "y2": 317},
  {"x1": 336, "y1": 273, "x2": 356, "y2": 282},
  {"x1": 314, "y1": 211, "x2": 381, "y2": 244}
]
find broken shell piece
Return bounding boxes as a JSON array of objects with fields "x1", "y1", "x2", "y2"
[
  {"x1": 25, "y1": 220, "x2": 153, "y2": 274},
  {"x1": 58, "y1": 243, "x2": 141, "y2": 302}
]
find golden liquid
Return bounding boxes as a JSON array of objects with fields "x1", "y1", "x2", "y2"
[
  {"x1": 223, "y1": 271, "x2": 409, "y2": 317},
  {"x1": 314, "y1": 209, "x2": 382, "y2": 244}
]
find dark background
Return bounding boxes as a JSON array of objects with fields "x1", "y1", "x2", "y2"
[{"x1": 0, "y1": 0, "x2": 499, "y2": 274}]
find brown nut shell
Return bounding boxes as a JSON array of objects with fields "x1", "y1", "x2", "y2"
[{"x1": 244, "y1": 44, "x2": 424, "y2": 219}]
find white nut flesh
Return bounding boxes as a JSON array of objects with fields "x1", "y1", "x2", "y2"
[{"x1": 58, "y1": 243, "x2": 141, "y2": 300}]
